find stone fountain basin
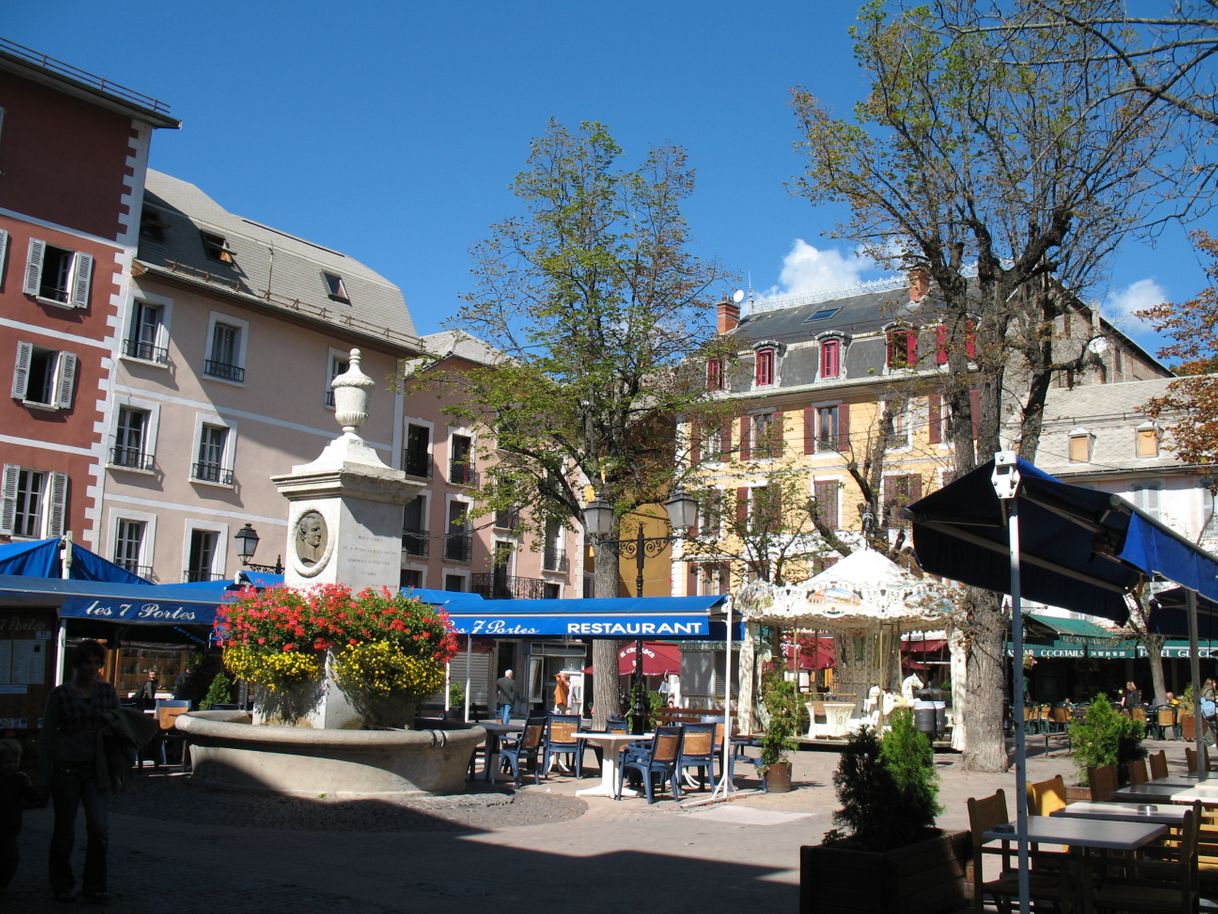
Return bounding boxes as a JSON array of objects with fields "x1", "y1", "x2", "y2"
[{"x1": 176, "y1": 711, "x2": 486, "y2": 797}]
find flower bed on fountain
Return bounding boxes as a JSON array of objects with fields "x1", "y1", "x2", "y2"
[{"x1": 176, "y1": 585, "x2": 484, "y2": 797}]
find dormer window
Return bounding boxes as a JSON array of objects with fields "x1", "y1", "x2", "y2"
[
  {"x1": 934, "y1": 320, "x2": 977, "y2": 365},
  {"x1": 322, "y1": 272, "x2": 349, "y2": 303},
  {"x1": 1135, "y1": 423, "x2": 1160, "y2": 459},
  {"x1": 755, "y1": 346, "x2": 776, "y2": 387},
  {"x1": 886, "y1": 325, "x2": 918, "y2": 370},
  {"x1": 1068, "y1": 427, "x2": 1092, "y2": 463},
  {"x1": 819, "y1": 337, "x2": 842, "y2": 380},
  {"x1": 140, "y1": 210, "x2": 169, "y2": 243},
  {"x1": 706, "y1": 357, "x2": 724, "y2": 391},
  {"x1": 201, "y1": 232, "x2": 234, "y2": 263}
]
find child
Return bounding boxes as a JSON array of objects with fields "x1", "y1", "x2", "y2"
[{"x1": 0, "y1": 738, "x2": 31, "y2": 891}]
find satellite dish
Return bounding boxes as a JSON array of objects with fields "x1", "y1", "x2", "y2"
[{"x1": 732, "y1": 289, "x2": 745, "y2": 304}]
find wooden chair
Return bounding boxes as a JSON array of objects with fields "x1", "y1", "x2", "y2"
[
  {"x1": 1092, "y1": 802, "x2": 1200, "y2": 913},
  {"x1": 674, "y1": 723, "x2": 716, "y2": 791},
  {"x1": 1127, "y1": 757, "x2": 1150, "y2": 785},
  {"x1": 967, "y1": 789, "x2": 1069, "y2": 914},
  {"x1": 1148, "y1": 749, "x2": 1169, "y2": 780},
  {"x1": 1027, "y1": 774, "x2": 1068, "y2": 817},
  {"x1": 1088, "y1": 763, "x2": 1118, "y2": 801},
  {"x1": 1154, "y1": 706, "x2": 1178, "y2": 740},
  {"x1": 1184, "y1": 745, "x2": 1218, "y2": 773},
  {"x1": 616, "y1": 725, "x2": 683, "y2": 804},
  {"x1": 500, "y1": 716, "x2": 547, "y2": 786},
  {"x1": 542, "y1": 713, "x2": 583, "y2": 777},
  {"x1": 154, "y1": 699, "x2": 190, "y2": 766}
]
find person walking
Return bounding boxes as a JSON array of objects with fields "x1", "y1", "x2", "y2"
[
  {"x1": 552, "y1": 672, "x2": 570, "y2": 713},
  {"x1": 38, "y1": 639, "x2": 120, "y2": 903},
  {"x1": 496, "y1": 669, "x2": 518, "y2": 724}
]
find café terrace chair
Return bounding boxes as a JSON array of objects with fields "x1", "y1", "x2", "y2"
[
  {"x1": 1092, "y1": 802, "x2": 1200, "y2": 913},
  {"x1": 1148, "y1": 749, "x2": 1169, "y2": 780},
  {"x1": 967, "y1": 789, "x2": 1070, "y2": 914},
  {"x1": 1027, "y1": 774, "x2": 1068, "y2": 817},
  {"x1": 499, "y1": 716, "x2": 547, "y2": 787},
  {"x1": 1154, "y1": 706, "x2": 1178, "y2": 741},
  {"x1": 1088, "y1": 763, "x2": 1119, "y2": 802},
  {"x1": 543, "y1": 714, "x2": 584, "y2": 778},
  {"x1": 1127, "y1": 757, "x2": 1150, "y2": 786},
  {"x1": 674, "y1": 723, "x2": 716, "y2": 791},
  {"x1": 153, "y1": 699, "x2": 191, "y2": 767},
  {"x1": 1185, "y1": 745, "x2": 1218, "y2": 774},
  {"x1": 615, "y1": 725, "x2": 684, "y2": 805}
]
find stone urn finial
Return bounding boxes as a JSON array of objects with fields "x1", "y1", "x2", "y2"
[{"x1": 331, "y1": 348, "x2": 373, "y2": 436}]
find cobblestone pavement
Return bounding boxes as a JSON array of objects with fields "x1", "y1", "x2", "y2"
[{"x1": 3, "y1": 737, "x2": 1184, "y2": 913}]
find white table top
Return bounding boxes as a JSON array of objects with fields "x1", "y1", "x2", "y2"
[
  {"x1": 576, "y1": 731, "x2": 654, "y2": 746},
  {"x1": 985, "y1": 815, "x2": 1166, "y2": 850},
  {"x1": 1053, "y1": 801, "x2": 1191, "y2": 826},
  {"x1": 1168, "y1": 784, "x2": 1218, "y2": 804}
]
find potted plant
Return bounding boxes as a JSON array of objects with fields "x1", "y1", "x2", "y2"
[
  {"x1": 1067, "y1": 693, "x2": 1145, "y2": 791},
  {"x1": 801, "y1": 710, "x2": 968, "y2": 914},
  {"x1": 1180, "y1": 684, "x2": 1198, "y2": 740},
  {"x1": 759, "y1": 670, "x2": 800, "y2": 792}
]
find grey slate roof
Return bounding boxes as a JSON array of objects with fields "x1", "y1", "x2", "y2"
[
  {"x1": 137, "y1": 170, "x2": 419, "y2": 349},
  {"x1": 735, "y1": 286, "x2": 935, "y2": 345},
  {"x1": 418, "y1": 331, "x2": 503, "y2": 367}
]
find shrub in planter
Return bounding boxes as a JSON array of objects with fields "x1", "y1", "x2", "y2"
[
  {"x1": 200, "y1": 671, "x2": 235, "y2": 710},
  {"x1": 1067, "y1": 693, "x2": 1145, "y2": 785},
  {"x1": 759, "y1": 670, "x2": 800, "y2": 783}
]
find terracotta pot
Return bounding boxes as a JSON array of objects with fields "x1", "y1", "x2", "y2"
[
  {"x1": 800, "y1": 829, "x2": 970, "y2": 914},
  {"x1": 764, "y1": 760, "x2": 793, "y2": 792}
]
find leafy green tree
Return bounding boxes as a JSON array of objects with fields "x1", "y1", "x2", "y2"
[
  {"x1": 1068, "y1": 694, "x2": 1146, "y2": 785},
  {"x1": 451, "y1": 120, "x2": 728, "y2": 724},
  {"x1": 794, "y1": 0, "x2": 1179, "y2": 772}
]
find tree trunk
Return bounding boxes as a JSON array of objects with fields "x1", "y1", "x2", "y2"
[
  {"x1": 1145, "y1": 632, "x2": 1167, "y2": 706},
  {"x1": 961, "y1": 588, "x2": 1009, "y2": 772},
  {"x1": 591, "y1": 537, "x2": 623, "y2": 729}
]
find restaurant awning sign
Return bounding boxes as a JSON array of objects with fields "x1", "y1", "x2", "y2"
[{"x1": 443, "y1": 595, "x2": 729, "y2": 639}]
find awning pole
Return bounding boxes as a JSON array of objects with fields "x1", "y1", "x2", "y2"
[
  {"x1": 713, "y1": 598, "x2": 734, "y2": 800},
  {"x1": 464, "y1": 634, "x2": 472, "y2": 724},
  {"x1": 1188, "y1": 589, "x2": 1205, "y2": 780}
]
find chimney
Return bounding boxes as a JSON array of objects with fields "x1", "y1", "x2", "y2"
[
  {"x1": 908, "y1": 268, "x2": 930, "y2": 303},
  {"x1": 717, "y1": 299, "x2": 740, "y2": 334}
]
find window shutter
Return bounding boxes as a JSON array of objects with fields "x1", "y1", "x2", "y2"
[
  {"x1": 935, "y1": 325, "x2": 948, "y2": 365},
  {"x1": 969, "y1": 388, "x2": 981, "y2": 440},
  {"x1": 739, "y1": 416, "x2": 751, "y2": 460},
  {"x1": 736, "y1": 487, "x2": 749, "y2": 526},
  {"x1": 771, "y1": 410, "x2": 784, "y2": 456},
  {"x1": 906, "y1": 329, "x2": 918, "y2": 365},
  {"x1": 0, "y1": 465, "x2": 17, "y2": 534},
  {"x1": 803, "y1": 406, "x2": 815, "y2": 455},
  {"x1": 70, "y1": 253, "x2": 93, "y2": 309},
  {"x1": 11, "y1": 341, "x2": 32, "y2": 399},
  {"x1": 928, "y1": 394, "x2": 942, "y2": 444},
  {"x1": 54, "y1": 352, "x2": 77, "y2": 409},
  {"x1": 0, "y1": 229, "x2": 8, "y2": 275},
  {"x1": 47, "y1": 472, "x2": 68, "y2": 537},
  {"x1": 838, "y1": 403, "x2": 850, "y2": 445},
  {"x1": 687, "y1": 565, "x2": 700, "y2": 596},
  {"x1": 23, "y1": 238, "x2": 45, "y2": 297},
  {"x1": 689, "y1": 420, "x2": 701, "y2": 465}
]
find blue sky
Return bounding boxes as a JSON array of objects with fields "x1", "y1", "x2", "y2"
[{"x1": 7, "y1": 2, "x2": 1211, "y2": 355}]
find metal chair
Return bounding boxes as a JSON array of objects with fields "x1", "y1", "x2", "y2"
[
  {"x1": 615, "y1": 725, "x2": 683, "y2": 804},
  {"x1": 543, "y1": 713, "x2": 584, "y2": 777},
  {"x1": 499, "y1": 716, "x2": 547, "y2": 787}
]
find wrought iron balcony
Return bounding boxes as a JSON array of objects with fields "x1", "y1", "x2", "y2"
[
  {"x1": 471, "y1": 574, "x2": 550, "y2": 600},
  {"x1": 402, "y1": 451, "x2": 433, "y2": 478},
  {"x1": 449, "y1": 461, "x2": 477, "y2": 487},
  {"x1": 109, "y1": 445, "x2": 154, "y2": 471},
  {"x1": 203, "y1": 359, "x2": 245, "y2": 383},
  {"x1": 402, "y1": 528, "x2": 429, "y2": 557},
  {"x1": 192, "y1": 462, "x2": 234, "y2": 485},
  {"x1": 444, "y1": 533, "x2": 472, "y2": 562},
  {"x1": 183, "y1": 569, "x2": 225, "y2": 582},
  {"x1": 122, "y1": 337, "x2": 169, "y2": 364},
  {"x1": 542, "y1": 549, "x2": 569, "y2": 573}
]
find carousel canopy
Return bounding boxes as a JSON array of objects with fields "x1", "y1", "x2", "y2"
[{"x1": 737, "y1": 549, "x2": 951, "y2": 631}]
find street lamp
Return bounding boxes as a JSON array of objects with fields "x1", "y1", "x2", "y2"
[
  {"x1": 235, "y1": 523, "x2": 284, "y2": 575},
  {"x1": 583, "y1": 489, "x2": 698, "y2": 734}
]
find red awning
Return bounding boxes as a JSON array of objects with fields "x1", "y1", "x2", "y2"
[
  {"x1": 616, "y1": 641, "x2": 682, "y2": 676},
  {"x1": 901, "y1": 638, "x2": 948, "y2": 654},
  {"x1": 784, "y1": 635, "x2": 835, "y2": 670}
]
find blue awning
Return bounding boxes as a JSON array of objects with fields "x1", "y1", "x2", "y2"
[
  {"x1": 444, "y1": 595, "x2": 730, "y2": 639},
  {"x1": 1150, "y1": 586, "x2": 1218, "y2": 640},
  {"x1": 0, "y1": 538, "x2": 149, "y2": 583},
  {"x1": 0, "y1": 575, "x2": 236, "y2": 626}
]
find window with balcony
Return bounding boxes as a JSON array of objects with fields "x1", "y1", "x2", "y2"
[
  {"x1": 402, "y1": 495, "x2": 429, "y2": 556},
  {"x1": 113, "y1": 519, "x2": 148, "y2": 577},
  {"x1": 543, "y1": 517, "x2": 567, "y2": 572},
  {"x1": 185, "y1": 528, "x2": 221, "y2": 582},
  {"x1": 124, "y1": 299, "x2": 169, "y2": 364},
  {"x1": 450, "y1": 433, "x2": 475, "y2": 486},
  {"x1": 111, "y1": 406, "x2": 154, "y2": 471},
  {"x1": 403, "y1": 423, "x2": 432, "y2": 477},
  {"x1": 699, "y1": 488, "x2": 723, "y2": 538},
  {"x1": 204, "y1": 317, "x2": 246, "y2": 383},
  {"x1": 193, "y1": 423, "x2": 233, "y2": 485},
  {"x1": 444, "y1": 500, "x2": 472, "y2": 561},
  {"x1": 11, "y1": 341, "x2": 76, "y2": 410},
  {"x1": 816, "y1": 405, "x2": 842, "y2": 452},
  {"x1": 749, "y1": 485, "x2": 781, "y2": 534},
  {"x1": 1, "y1": 465, "x2": 67, "y2": 538},
  {"x1": 494, "y1": 505, "x2": 520, "y2": 531},
  {"x1": 23, "y1": 238, "x2": 93, "y2": 308},
  {"x1": 883, "y1": 401, "x2": 910, "y2": 450},
  {"x1": 751, "y1": 412, "x2": 783, "y2": 459}
]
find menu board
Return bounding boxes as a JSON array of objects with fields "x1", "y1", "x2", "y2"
[{"x1": 0, "y1": 611, "x2": 56, "y2": 730}]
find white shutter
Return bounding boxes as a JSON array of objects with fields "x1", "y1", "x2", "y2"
[
  {"x1": 23, "y1": 238, "x2": 44, "y2": 297},
  {"x1": 0, "y1": 465, "x2": 18, "y2": 534},
  {"x1": 46, "y1": 472, "x2": 68, "y2": 537},
  {"x1": 11, "y1": 341, "x2": 31, "y2": 399},
  {"x1": 0, "y1": 229, "x2": 9, "y2": 275},
  {"x1": 69, "y1": 253, "x2": 93, "y2": 309},
  {"x1": 54, "y1": 352, "x2": 77, "y2": 409}
]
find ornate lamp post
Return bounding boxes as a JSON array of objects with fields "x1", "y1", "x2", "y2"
[
  {"x1": 234, "y1": 523, "x2": 284, "y2": 575},
  {"x1": 583, "y1": 489, "x2": 699, "y2": 734}
]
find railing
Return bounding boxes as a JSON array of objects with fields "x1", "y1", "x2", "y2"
[
  {"x1": 449, "y1": 461, "x2": 477, "y2": 487},
  {"x1": 494, "y1": 508, "x2": 520, "y2": 531},
  {"x1": 203, "y1": 359, "x2": 245, "y2": 383},
  {"x1": 109, "y1": 445, "x2": 154, "y2": 471},
  {"x1": 0, "y1": 38, "x2": 172, "y2": 115},
  {"x1": 183, "y1": 570, "x2": 224, "y2": 582},
  {"x1": 402, "y1": 529, "x2": 429, "y2": 556},
  {"x1": 542, "y1": 550, "x2": 569, "y2": 573},
  {"x1": 402, "y1": 452, "x2": 433, "y2": 478},
  {"x1": 325, "y1": 389, "x2": 335, "y2": 408},
  {"x1": 113, "y1": 558, "x2": 152, "y2": 579},
  {"x1": 192, "y1": 462, "x2": 234, "y2": 485},
  {"x1": 122, "y1": 338, "x2": 168, "y2": 364},
  {"x1": 471, "y1": 574, "x2": 550, "y2": 600},
  {"x1": 444, "y1": 533, "x2": 472, "y2": 562}
]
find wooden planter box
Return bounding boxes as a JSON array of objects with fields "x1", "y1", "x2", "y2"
[
  {"x1": 1066, "y1": 785, "x2": 1091, "y2": 803},
  {"x1": 800, "y1": 829, "x2": 970, "y2": 914}
]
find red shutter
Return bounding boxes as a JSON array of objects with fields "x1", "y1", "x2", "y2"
[
  {"x1": 935, "y1": 325, "x2": 948, "y2": 365},
  {"x1": 906, "y1": 329, "x2": 918, "y2": 365},
  {"x1": 736, "y1": 487, "x2": 749, "y2": 525},
  {"x1": 687, "y1": 565, "x2": 700, "y2": 597},
  {"x1": 969, "y1": 387, "x2": 981, "y2": 440},
  {"x1": 804, "y1": 406, "x2": 815, "y2": 455},
  {"x1": 928, "y1": 394, "x2": 942, "y2": 444},
  {"x1": 739, "y1": 416, "x2": 751, "y2": 460},
  {"x1": 689, "y1": 420, "x2": 701, "y2": 465},
  {"x1": 839, "y1": 403, "x2": 850, "y2": 446},
  {"x1": 721, "y1": 419, "x2": 733, "y2": 460},
  {"x1": 772, "y1": 410, "x2": 784, "y2": 456}
]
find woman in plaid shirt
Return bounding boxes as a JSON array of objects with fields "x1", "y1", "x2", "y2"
[{"x1": 37, "y1": 639, "x2": 119, "y2": 904}]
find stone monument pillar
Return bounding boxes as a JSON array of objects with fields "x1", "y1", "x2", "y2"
[{"x1": 266, "y1": 348, "x2": 423, "y2": 727}]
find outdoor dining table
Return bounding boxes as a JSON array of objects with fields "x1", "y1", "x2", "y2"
[
  {"x1": 1052, "y1": 800, "x2": 1192, "y2": 826},
  {"x1": 1111, "y1": 782, "x2": 1194, "y2": 803},
  {"x1": 477, "y1": 721, "x2": 523, "y2": 783},
  {"x1": 574, "y1": 731, "x2": 654, "y2": 798},
  {"x1": 984, "y1": 815, "x2": 1167, "y2": 913}
]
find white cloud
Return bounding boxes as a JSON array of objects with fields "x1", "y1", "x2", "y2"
[
  {"x1": 755, "y1": 239, "x2": 880, "y2": 302},
  {"x1": 1106, "y1": 278, "x2": 1166, "y2": 326}
]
